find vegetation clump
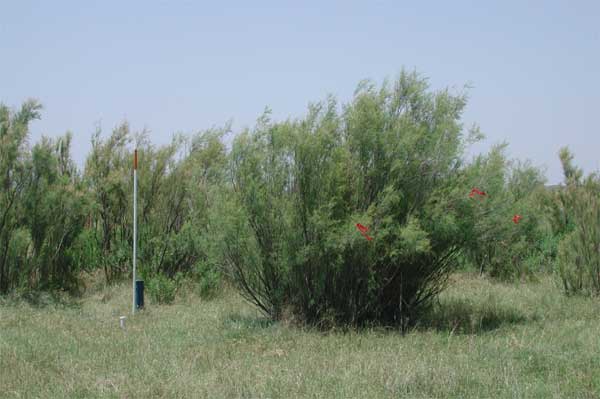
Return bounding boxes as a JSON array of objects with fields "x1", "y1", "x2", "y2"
[
  {"x1": 1, "y1": 70, "x2": 598, "y2": 330},
  {"x1": 221, "y1": 72, "x2": 512, "y2": 329}
]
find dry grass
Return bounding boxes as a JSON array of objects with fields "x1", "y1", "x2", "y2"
[{"x1": 1, "y1": 273, "x2": 599, "y2": 398}]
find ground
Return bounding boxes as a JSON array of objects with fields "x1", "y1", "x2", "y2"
[{"x1": 1, "y1": 274, "x2": 599, "y2": 398}]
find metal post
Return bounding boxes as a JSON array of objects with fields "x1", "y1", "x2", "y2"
[{"x1": 132, "y1": 149, "x2": 138, "y2": 314}]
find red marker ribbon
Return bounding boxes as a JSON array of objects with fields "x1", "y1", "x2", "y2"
[
  {"x1": 512, "y1": 214, "x2": 522, "y2": 224},
  {"x1": 469, "y1": 188, "x2": 487, "y2": 198},
  {"x1": 355, "y1": 223, "x2": 373, "y2": 241}
]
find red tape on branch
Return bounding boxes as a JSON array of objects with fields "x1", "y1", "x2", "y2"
[
  {"x1": 356, "y1": 223, "x2": 373, "y2": 241},
  {"x1": 512, "y1": 214, "x2": 522, "y2": 224},
  {"x1": 469, "y1": 188, "x2": 486, "y2": 198}
]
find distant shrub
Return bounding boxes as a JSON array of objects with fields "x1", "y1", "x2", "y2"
[
  {"x1": 82, "y1": 126, "x2": 227, "y2": 285},
  {"x1": 147, "y1": 274, "x2": 177, "y2": 304},
  {"x1": 69, "y1": 229, "x2": 101, "y2": 272},
  {"x1": 553, "y1": 148, "x2": 600, "y2": 295},
  {"x1": 193, "y1": 262, "x2": 221, "y2": 299},
  {"x1": 4, "y1": 228, "x2": 32, "y2": 290},
  {"x1": 1, "y1": 101, "x2": 89, "y2": 294},
  {"x1": 460, "y1": 146, "x2": 547, "y2": 280}
]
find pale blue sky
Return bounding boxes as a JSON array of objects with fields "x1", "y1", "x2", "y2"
[{"x1": 1, "y1": 1, "x2": 598, "y2": 183}]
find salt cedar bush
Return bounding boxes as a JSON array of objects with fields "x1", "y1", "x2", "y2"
[
  {"x1": 460, "y1": 144, "x2": 547, "y2": 280},
  {"x1": 0, "y1": 108, "x2": 226, "y2": 294},
  {"x1": 222, "y1": 71, "x2": 479, "y2": 330},
  {"x1": 0, "y1": 101, "x2": 88, "y2": 293},
  {"x1": 84, "y1": 125, "x2": 226, "y2": 287},
  {"x1": 551, "y1": 148, "x2": 600, "y2": 295},
  {"x1": 84, "y1": 124, "x2": 133, "y2": 283},
  {"x1": 0, "y1": 73, "x2": 572, "y2": 313},
  {"x1": 147, "y1": 272, "x2": 177, "y2": 304}
]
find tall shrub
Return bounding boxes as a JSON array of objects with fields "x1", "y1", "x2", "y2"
[
  {"x1": 461, "y1": 145, "x2": 547, "y2": 279},
  {"x1": 553, "y1": 148, "x2": 600, "y2": 295},
  {"x1": 84, "y1": 123, "x2": 133, "y2": 283},
  {"x1": 23, "y1": 134, "x2": 89, "y2": 291},
  {"x1": 0, "y1": 101, "x2": 88, "y2": 293},
  {"x1": 83, "y1": 124, "x2": 227, "y2": 289},
  {"x1": 0, "y1": 100, "x2": 41, "y2": 293},
  {"x1": 222, "y1": 72, "x2": 474, "y2": 330}
]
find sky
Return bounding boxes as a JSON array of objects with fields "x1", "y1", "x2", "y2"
[{"x1": 1, "y1": 1, "x2": 599, "y2": 183}]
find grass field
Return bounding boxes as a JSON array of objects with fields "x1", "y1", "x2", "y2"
[{"x1": 1, "y1": 273, "x2": 599, "y2": 398}]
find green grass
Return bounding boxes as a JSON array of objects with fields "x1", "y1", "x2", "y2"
[{"x1": 1, "y1": 274, "x2": 599, "y2": 398}]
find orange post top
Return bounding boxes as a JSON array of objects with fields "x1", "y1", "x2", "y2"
[{"x1": 134, "y1": 149, "x2": 138, "y2": 170}]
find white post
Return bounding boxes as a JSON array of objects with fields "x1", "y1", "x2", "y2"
[{"x1": 132, "y1": 149, "x2": 138, "y2": 314}]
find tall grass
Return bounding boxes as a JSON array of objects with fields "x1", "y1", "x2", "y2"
[{"x1": 1, "y1": 273, "x2": 599, "y2": 398}]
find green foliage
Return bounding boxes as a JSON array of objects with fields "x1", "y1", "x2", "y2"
[
  {"x1": 194, "y1": 261, "x2": 221, "y2": 299},
  {"x1": 552, "y1": 148, "x2": 600, "y2": 295},
  {"x1": 23, "y1": 135, "x2": 89, "y2": 291},
  {"x1": 0, "y1": 100, "x2": 41, "y2": 293},
  {"x1": 146, "y1": 273, "x2": 177, "y2": 304},
  {"x1": 0, "y1": 101, "x2": 88, "y2": 293},
  {"x1": 82, "y1": 125, "x2": 227, "y2": 288},
  {"x1": 460, "y1": 145, "x2": 548, "y2": 280},
  {"x1": 69, "y1": 228, "x2": 101, "y2": 272},
  {"x1": 222, "y1": 71, "x2": 475, "y2": 330},
  {"x1": 3, "y1": 73, "x2": 592, "y2": 312},
  {"x1": 83, "y1": 123, "x2": 132, "y2": 282}
]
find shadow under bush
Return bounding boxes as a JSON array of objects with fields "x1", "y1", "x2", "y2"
[
  {"x1": 222, "y1": 313, "x2": 277, "y2": 330},
  {"x1": 2, "y1": 289, "x2": 82, "y2": 310},
  {"x1": 418, "y1": 297, "x2": 529, "y2": 334}
]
